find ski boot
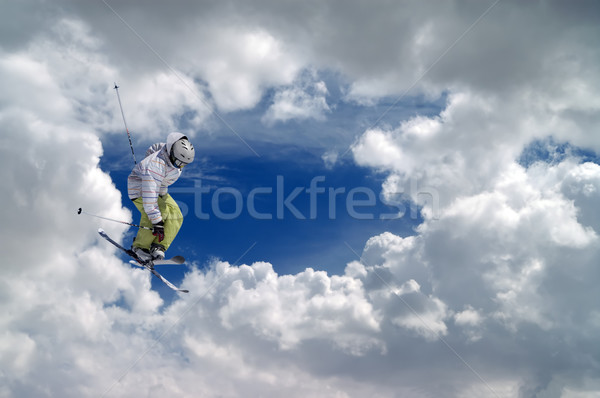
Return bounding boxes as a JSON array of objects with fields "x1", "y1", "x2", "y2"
[
  {"x1": 151, "y1": 243, "x2": 166, "y2": 260},
  {"x1": 132, "y1": 246, "x2": 152, "y2": 262}
]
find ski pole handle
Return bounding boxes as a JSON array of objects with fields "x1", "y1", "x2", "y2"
[{"x1": 77, "y1": 208, "x2": 152, "y2": 231}]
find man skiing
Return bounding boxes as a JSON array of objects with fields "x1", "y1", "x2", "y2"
[{"x1": 127, "y1": 132, "x2": 195, "y2": 261}]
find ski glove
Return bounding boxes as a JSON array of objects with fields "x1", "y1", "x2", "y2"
[{"x1": 152, "y1": 221, "x2": 165, "y2": 242}]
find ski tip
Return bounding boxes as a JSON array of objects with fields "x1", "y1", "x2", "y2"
[
  {"x1": 172, "y1": 255, "x2": 185, "y2": 264},
  {"x1": 98, "y1": 228, "x2": 105, "y2": 234},
  {"x1": 180, "y1": 289, "x2": 189, "y2": 293}
]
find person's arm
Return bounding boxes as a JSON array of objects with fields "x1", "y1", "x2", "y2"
[{"x1": 140, "y1": 163, "x2": 164, "y2": 224}]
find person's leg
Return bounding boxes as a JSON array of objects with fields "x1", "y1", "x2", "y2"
[
  {"x1": 132, "y1": 198, "x2": 155, "y2": 250},
  {"x1": 155, "y1": 194, "x2": 183, "y2": 251}
]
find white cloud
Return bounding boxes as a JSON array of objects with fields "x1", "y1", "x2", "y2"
[
  {"x1": 184, "y1": 261, "x2": 382, "y2": 354},
  {"x1": 351, "y1": 128, "x2": 408, "y2": 171},
  {"x1": 198, "y1": 28, "x2": 302, "y2": 112},
  {"x1": 1, "y1": 1, "x2": 600, "y2": 397},
  {"x1": 124, "y1": 72, "x2": 212, "y2": 140},
  {"x1": 262, "y1": 73, "x2": 331, "y2": 126},
  {"x1": 454, "y1": 306, "x2": 482, "y2": 327},
  {"x1": 321, "y1": 149, "x2": 339, "y2": 169},
  {"x1": 0, "y1": 17, "x2": 213, "y2": 147},
  {"x1": 0, "y1": 16, "x2": 174, "y2": 396},
  {"x1": 389, "y1": 287, "x2": 449, "y2": 341},
  {"x1": 346, "y1": 8, "x2": 600, "y2": 386}
]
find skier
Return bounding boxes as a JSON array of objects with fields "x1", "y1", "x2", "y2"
[{"x1": 127, "y1": 132, "x2": 195, "y2": 261}]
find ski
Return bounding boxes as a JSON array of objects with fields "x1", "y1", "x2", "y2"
[
  {"x1": 98, "y1": 228, "x2": 189, "y2": 293},
  {"x1": 155, "y1": 255, "x2": 185, "y2": 265},
  {"x1": 129, "y1": 256, "x2": 185, "y2": 266},
  {"x1": 130, "y1": 257, "x2": 184, "y2": 267}
]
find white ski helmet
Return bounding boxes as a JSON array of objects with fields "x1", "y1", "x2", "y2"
[{"x1": 170, "y1": 137, "x2": 195, "y2": 168}]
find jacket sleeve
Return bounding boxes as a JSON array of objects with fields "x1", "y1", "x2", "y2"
[
  {"x1": 159, "y1": 184, "x2": 168, "y2": 197},
  {"x1": 145, "y1": 143, "x2": 165, "y2": 158},
  {"x1": 140, "y1": 161, "x2": 165, "y2": 224}
]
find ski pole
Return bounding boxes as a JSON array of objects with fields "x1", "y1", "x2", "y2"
[
  {"x1": 77, "y1": 208, "x2": 152, "y2": 231},
  {"x1": 114, "y1": 83, "x2": 137, "y2": 164}
]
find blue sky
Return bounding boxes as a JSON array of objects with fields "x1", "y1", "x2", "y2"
[
  {"x1": 99, "y1": 89, "x2": 442, "y2": 300},
  {"x1": 2, "y1": 1, "x2": 600, "y2": 397}
]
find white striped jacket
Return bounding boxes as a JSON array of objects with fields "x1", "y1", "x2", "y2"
[{"x1": 127, "y1": 132, "x2": 185, "y2": 223}]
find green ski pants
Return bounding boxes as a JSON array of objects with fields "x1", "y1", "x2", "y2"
[{"x1": 132, "y1": 194, "x2": 183, "y2": 251}]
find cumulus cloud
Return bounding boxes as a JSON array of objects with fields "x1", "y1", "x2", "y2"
[
  {"x1": 197, "y1": 28, "x2": 302, "y2": 112},
  {"x1": 182, "y1": 261, "x2": 384, "y2": 355},
  {"x1": 262, "y1": 71, "x2": 331, "y2": 125},
  {"x1": 349, "y1": 52, "x2": 600, "y2": 398},
  {"x1": 2, "y1": 0, "x2": 600, "y2": 397},
  {"x1": 0, "y1": 22, "x2": 170, "y2": 398}
]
